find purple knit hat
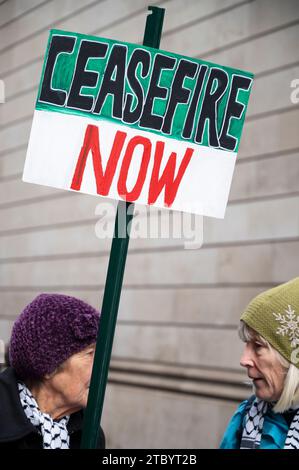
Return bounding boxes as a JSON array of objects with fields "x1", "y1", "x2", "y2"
[{"x1": 9, "y1": 293, "x2": 100, "y2": 380}]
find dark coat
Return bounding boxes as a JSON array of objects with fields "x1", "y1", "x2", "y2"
[{"x1": 0, "y1": 367, "x2": 105, "y2": 449}]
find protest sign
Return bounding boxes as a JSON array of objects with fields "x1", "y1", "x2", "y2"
[{"x1": 23, "y1": 29, "x2": 253, "y2": 218}]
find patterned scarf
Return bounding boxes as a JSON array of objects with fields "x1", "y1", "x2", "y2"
[
  {"x1": 18, "y1": 382, "x2": 70, "y2": 449},
  {"x1": 241, "y1": 397, "x2": 299, "y2": 449}
]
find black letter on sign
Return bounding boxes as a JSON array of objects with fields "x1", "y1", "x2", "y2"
[
  {"x1": 182, "y1": 64, "x2": 208, "y2": 139},
  {"x1": 67, "y1": 40, "x2": 108, "y2": 111},
  {"x1": 140, "y1": 53, "x2": 176, "y2": 131},
  {"x1": 195, "y1": 68, "x2": 228, "y2": 148},
  {"x1": 93, "y1": 44, "x2": 127, "y2": 118},
  {"x1": 162, "y1": 59, "x2": 198, "y2": 135},
  {"x1": 39, "y1": 35, "x2": 76, "y2": 106},
  {"x1": 123, "y1": 49, "x2": 151, "y2": 124},
  {"x1": 219, "y1": 75, "x2": 252, "y2": 151}
]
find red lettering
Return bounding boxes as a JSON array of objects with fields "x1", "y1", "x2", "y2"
[
  {"x1": 71, "y1": 125, "x2": 193, "y2": 207},
  {"x1": 70, "y1": 124, "x2": 126, "y2": 195},
  {"x1": 148, "y1": 141, "x2": 194, "y2": 206},
  {"x1": 117, "y1": 136, "x2": 151, "y2": 201}
]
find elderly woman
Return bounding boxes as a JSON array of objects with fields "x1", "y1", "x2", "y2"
[
  {"x1": 220, "y1": 277, "x2": 299, "y2": 449},
  {"x1": 0, "y1": 293, "x2": 105, "y2": 449}
]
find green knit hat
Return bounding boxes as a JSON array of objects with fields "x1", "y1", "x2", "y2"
[{"x1": 241, "y1": 277, "x2": 299, "y2": 368}]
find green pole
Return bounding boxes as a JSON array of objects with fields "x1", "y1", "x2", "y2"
[{"x1": 81, "y1": 6, "x2": 165, "y2": 449}]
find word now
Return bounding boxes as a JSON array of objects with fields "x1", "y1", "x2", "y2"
[{"x1": 70, "y1": 124, "x2": 194, "y2": 206}]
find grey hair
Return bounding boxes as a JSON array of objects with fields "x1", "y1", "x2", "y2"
[{"x1": 239, "y1": 321, "x2": 299, "y2": 413}]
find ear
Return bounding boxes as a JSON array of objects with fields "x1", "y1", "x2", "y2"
[{"x1": 44, "y1": 368, "x2": 58, "y2": 380}]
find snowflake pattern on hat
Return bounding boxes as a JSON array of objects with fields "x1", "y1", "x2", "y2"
[{"x1": 273, "y1": 305, "x2": 299, "y2": 349}]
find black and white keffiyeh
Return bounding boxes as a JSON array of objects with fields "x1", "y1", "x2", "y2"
[
  {"x1": 18, "y1": 382, "x2": 70, "y2": 449},
  {"x1": 241, "y1": 397, "x2": 299, "y2": 449}
]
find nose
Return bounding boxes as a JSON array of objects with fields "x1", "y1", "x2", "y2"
[{"x1": 240, "y1": 343, "x2": 254, "y2": 368}]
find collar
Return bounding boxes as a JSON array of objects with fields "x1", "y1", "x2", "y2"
[{"x1": 0, "y1": 367, "x2": 83, "y2": 443}]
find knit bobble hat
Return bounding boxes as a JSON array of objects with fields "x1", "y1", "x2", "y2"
[
  {"x1": 9, "y1": 293, "x2": 100, "y2": 380},
  {"x1": 241, "y1": 277, "x2": 299, "y2": 368}
]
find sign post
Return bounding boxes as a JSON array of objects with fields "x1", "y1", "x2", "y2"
[{"x1": 80, "y1": 6, "x2": 165, "y2": 449}]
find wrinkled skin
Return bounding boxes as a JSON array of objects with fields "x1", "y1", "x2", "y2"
[{"x1": 29, "y1": 343, "x2": 96, "y2": 419}]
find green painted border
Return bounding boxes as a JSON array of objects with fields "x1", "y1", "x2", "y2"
[{"x1": 36, "y1": 29, "x2": 254, "y2": 153}]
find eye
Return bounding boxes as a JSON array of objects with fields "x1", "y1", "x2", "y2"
[{"x1": 254, "y1": 342, "x2": 263, "y2": 350}]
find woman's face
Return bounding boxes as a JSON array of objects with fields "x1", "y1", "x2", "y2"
[
  {"x1": 240, "y1": 335, "x2": 287, "y2": 402},
  {"x1": 48, "y1": 343, "x2": 96, "y2": 413}
]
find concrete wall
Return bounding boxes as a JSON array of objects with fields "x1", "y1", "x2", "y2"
[{"x1": 0, "y1": 0, "x2": 298, "y2": 448}]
